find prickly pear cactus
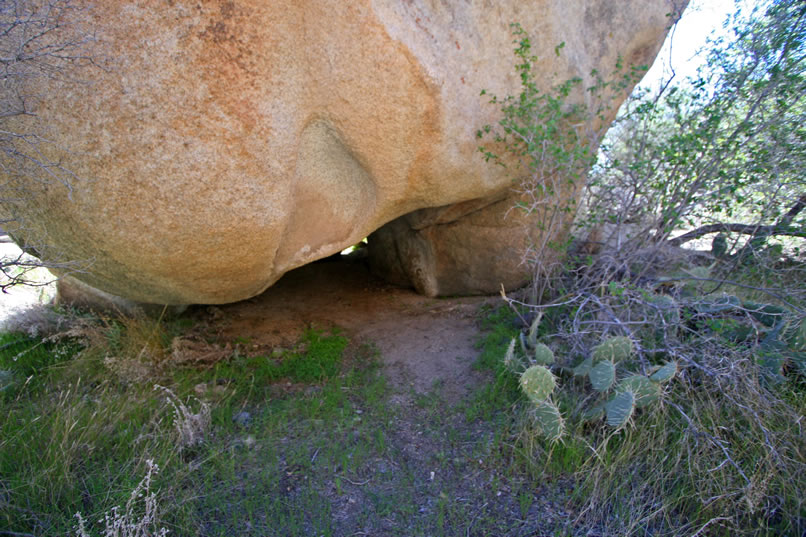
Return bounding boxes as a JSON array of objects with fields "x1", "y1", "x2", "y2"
[
  {"x1": 647, "y1": 294, "x2": 680, "y2": 325},
  {"x1": 527, "y1": 312, "x2": 543, "y2": 348},
  {"x1": 588, "y1": 359, "x2": 616, "y2": 392},
  {"x1": 793, "y1": 317, "x2": 806, "y2": 350},
  {"x1": 592, "y1": 336, "x2": 633, "y2": 362},
  {"x1": 616, "y1": 375, "x2": 660, "y2": 408},
  {"x1": 533, "y1": 401, "x2": 564, "y2": 441},
  {"x1": 573, "y1": 356, "x2": 593, "y2": 377},
  {"x1": 582, "y1": 403, "x2": 605, "y2": 422},
  {"x1": 504, "y1": 315, "x2": 676, "y2": 441},
  {"x1": 650, "y1": 361, "x2": 677, "y2": 383},
  {"x1": 504, "y1": 338, "x2": 518, "y2": 373},
  {"x1": 520, "y1": 365, "x2": 556, "y2": 403},
  {"x1": 605, "y1": 390, "x2": 635, "y2": 428},
  {"x1": 533, "y1": 343, "x2": 555, "y2": 365}
]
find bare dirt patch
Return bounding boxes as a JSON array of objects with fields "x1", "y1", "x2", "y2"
[{"x1": 210, "y1": 256, "x2": 498, "y2": 402}]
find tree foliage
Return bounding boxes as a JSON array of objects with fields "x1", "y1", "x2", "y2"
[{"x1": 588, "y1": 0, "x2": 806, "y2": 258}]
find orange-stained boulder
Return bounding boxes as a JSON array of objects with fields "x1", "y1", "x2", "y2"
[{"x1": 1, "y1": 0, "x2": 683, "y2": 303}]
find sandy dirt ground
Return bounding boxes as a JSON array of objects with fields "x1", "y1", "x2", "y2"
[{"x1": 210, "y1": 255, "x2": 500, "y2": 402}]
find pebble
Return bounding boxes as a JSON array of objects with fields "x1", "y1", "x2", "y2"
[{"x1": 233, "y1": 411, "x2": 252, "y2": 427}]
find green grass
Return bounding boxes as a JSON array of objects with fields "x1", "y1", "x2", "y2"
[
  {"x1": 0, "y1": 331, "x2": 82, "y2": 398},
  {"x1": 4, "y1": 311, "x2": 548, "y2": 537},
  {"x1": 0, "y1": 316, "x2": 365, "y2": 536},
  {"x1": 207, "y1": 329, "x2": 348, "y2": 386},
  {"x1": 465, "y1": 304, "x2": 521, "y2": 421}
]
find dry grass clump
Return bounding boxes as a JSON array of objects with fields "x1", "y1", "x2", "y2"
[{"x1": 170, "y1": 336, "x2": 231, "y2": 368}]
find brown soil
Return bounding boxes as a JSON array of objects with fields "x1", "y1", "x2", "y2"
[{"x1": 210, "y1": 255, "x2": 498, "y2": 403}]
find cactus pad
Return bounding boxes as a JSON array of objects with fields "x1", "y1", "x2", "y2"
[
  {"x1": 617, "y1": 375, "x2": 660, "y2": 408},
  {"x1": 794, "y1": 317, "x2": 806, "y2": 350},
  {"x1": 533, "y1": 401, "x2": 564, "y2": 441},
  {"x1": 592, "y1": 336, "x2": 633, "y2": 362},
  {"x1": 648, "y1": 294, "x2": 680, "y2": 324},
  {"x1": 581, "y1": 404, "x2": 605, "y2": 422},
  {"x1": 650, "y1": 361, "x2": 677, "y2": 383},
  {"x1": 533, "y1": 343, "x2": 555, "y2": 365},
  {"x1": 605, "y1": 390, "x2": 635, "y2": 428},
  {"x1": 588, "y1": 359, "x2": 616, "y2": 392},
  {"x1": 519, "y1": 332, "x2": 530, "y2": 355},
  {"x1": 573, "y1": 356, "x2": 593, "y2": 377},
  {"x1": 520, "y1": 365, "x2": 556, "y2": 403}
]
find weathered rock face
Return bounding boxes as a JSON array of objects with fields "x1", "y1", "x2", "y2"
[{"x1": 2, "y1": 0, "x2": 682, "y2": 304}]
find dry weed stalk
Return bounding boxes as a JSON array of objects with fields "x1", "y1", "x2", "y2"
[
  {"x1": 74, "y1": 459, "x2": 168, "y2": 537},
  {"x1": 154, "y1": 384, "x2": 210, "y2": 451}
]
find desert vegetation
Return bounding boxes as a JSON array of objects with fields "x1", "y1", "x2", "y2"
[
  {"x1": 476, "y1": 0, "x2": 805, "y2": 535},
  {"x1": 0, "y1": 1, "x2": 803, "y2": 536}
]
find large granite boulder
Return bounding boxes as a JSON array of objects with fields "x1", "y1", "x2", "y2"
[{"x1": 1, "y1": 0, "x2": 683, "y2": 304}]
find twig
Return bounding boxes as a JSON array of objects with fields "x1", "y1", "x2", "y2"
[
  {"x1": 466, "y1": 502, "x2": 489, "y2": 537},
  {"x1": 690, "y1": 516, "x2": 733, "y2": 537},
  {"x1": 661, "y1": 276, "x2": 803, "y2": 313},
  {"x1": 341, "y1": 476, "x2": 370, "y2": 486},
  {"x1": 667, "y1": 401, "x2": 751, "y2": 487}
]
